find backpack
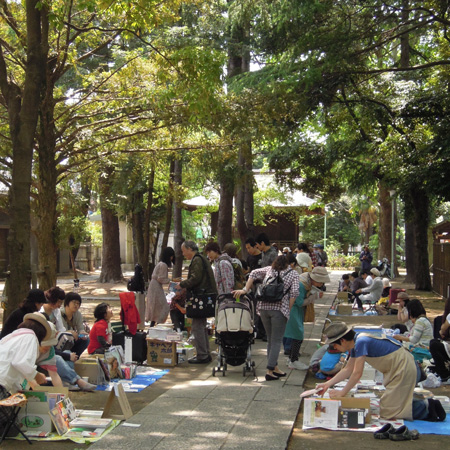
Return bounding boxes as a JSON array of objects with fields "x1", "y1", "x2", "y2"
[
  {"x1": 255, "y1": 269, "x2": 293, "y2": 303},
  {"x1": 127, "y1": 263, "x2": 146, "y2": 292}
]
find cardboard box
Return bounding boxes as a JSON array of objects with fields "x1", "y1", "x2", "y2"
[
  {"x1": 336, "y1": 304, "x2": 352, "y2": 315},
  {"x1": 74, "y1": 358, "x2": 104, "y2": 384},
  {"x1": 146, "y1": 339, "x2": 177, "y2": 367},
  {"x1": 340, "y1": 397, "x2": 371, "y2": 424},
  {"x1": 17, "y1": 388, "x2": 68, "y2": 433}
]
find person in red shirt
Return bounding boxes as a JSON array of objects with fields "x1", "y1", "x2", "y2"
[{"x1": 88, "y1": 303, "x2": 113, "y2": 354}]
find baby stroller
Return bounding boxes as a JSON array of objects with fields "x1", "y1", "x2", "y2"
[{"x1": 212, "y1": 293, "x2": 256, "y2": 377}]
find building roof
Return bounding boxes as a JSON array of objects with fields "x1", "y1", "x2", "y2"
[{"x1": 183, "y1": 171, "x2": 316, "y2": 210}]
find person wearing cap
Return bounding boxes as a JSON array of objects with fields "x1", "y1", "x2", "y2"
[
  {"x1": 284, "y1": 267, "x2": 330, "y2": 370},
  {"x1": 316, "y1": 322, "x2": 441, "y2": 421},
  {"x1": 0, "y1": 289, "x2": 47, "y2": 339},
  {"x1": 355, "y1": 268, "x2": 383, "y2": 310},
  {"x1": 233, "y1": 255, "x2": 299, "y2": 381}
]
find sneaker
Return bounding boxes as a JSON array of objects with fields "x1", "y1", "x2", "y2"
[
  {"x1": 288, "y1": 360, "x2": 309, "y2": 371},
  {"x1": 440, "y1": 375, "x2": 450, "y2": 385}
]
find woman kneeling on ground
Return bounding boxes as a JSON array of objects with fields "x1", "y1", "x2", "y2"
[{"x1": 316, "y1": 322, "x2": 446, "y2": 421}]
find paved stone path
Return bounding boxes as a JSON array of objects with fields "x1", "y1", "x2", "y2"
[{"x1": 90, "y1": 272, "x2": 339, "y2": 450}]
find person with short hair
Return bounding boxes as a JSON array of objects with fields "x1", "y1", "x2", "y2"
[
  {"x1": 177, "y1": 241, "x2": 218, "y2": 364},
  {"x1": 60, "y1": 292, "x2": 89, "y2": 357},
  {"x1": 88, "y1": 303, "x2": 113, "y2": 355},
  {"x1": 245, "y1": 237, "x2": 262, "y2": 271},
  {"x1": 316, "y1": 322, "x2": 446, "y2": 421},
  {"x1": 255, "y1": 233, "x2": 278, "y2": 267}
]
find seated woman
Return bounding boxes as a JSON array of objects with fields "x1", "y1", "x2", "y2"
[
  {"x1": 393, "y1": 299, "x2": 433, "y2": 348},
  {"x1": 0, "y1": 289, "x2": 47, "y2": 339},
  {"x1": 88, "y1": 303, "x2": 113, "y2": 355},
  {"x1": 317, "y1": 322, "x2": 446, "y2": 421},
  {"x1": 60, "y1": 292, "x2": 89, "y2": 357},
  {"x1": 40, "y1": 286, "x2": 66, "y2": 331}
]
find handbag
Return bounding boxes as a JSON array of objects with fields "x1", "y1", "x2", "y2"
[
  {"x1": 186, "y1": 290, "x2": 217, "y2": 319},
  {"x1": 304, "y1": 303, "x2": 315, "y2": 322},
  {"x1": 185, "y1": 254, "x2": 217, "y2": 319}
]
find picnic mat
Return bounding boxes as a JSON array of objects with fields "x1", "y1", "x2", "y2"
[
  {"x1": 96, "y1": 368, "x2": 169, "y2": 393},
  {"x1": 404, "y1": 417, "x2": 450, "y2": 435},
  {"x1": 303, "y1": 397, "x2": 450, "y2": 435}
]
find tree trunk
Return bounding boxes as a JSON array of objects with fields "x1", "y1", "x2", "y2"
[
  {"x1": 35, "y1": 85, "x2": 58, "y2": 291},
  {"x1": 2, "y1": 1, "x2": 47, "y2": 315},
  {"x1": 404, "y1": 219, "x2": 416, "y2": 283},
  {"x1": 410, "y1": 188, "x2": 432, "y2": 290},
  {"x1": 172, "y1": 159, "x2": 183, "y2": 279},
  {"x1": 235, "y1": 141, "x2": 254, "y2": 258},
  {"x1": 377, "y1": 183, "x2": 393, "y2": 263},
  {"x1": 99, "y1": 168, "x2": 123, "y2": 283},
  {"x1": 217, "y1": 180, "x2": 234, "y2": 249},
  {"x1": 161, "y1": 158, "x2": 175, "y2": 250}
]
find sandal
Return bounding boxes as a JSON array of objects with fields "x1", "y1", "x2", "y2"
[
  {"x1": 389, "y1": 425, "x2": 420, "y2": 441},
  {"x1": 373, "y1": 423, "x2": 395, "y2": 439}
]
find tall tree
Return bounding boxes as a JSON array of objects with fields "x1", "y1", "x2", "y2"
[{"x1": 1, "y1": 0, "x2": 47, "y2": 315}]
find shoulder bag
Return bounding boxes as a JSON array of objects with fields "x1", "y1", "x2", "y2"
[{"x1": 186, "y1": 255, "x2": 217, "y2": 319}]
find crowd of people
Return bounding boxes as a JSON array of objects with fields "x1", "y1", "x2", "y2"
[{"x1": 1, "y1": 236, "x2": 450, "y2": 435}]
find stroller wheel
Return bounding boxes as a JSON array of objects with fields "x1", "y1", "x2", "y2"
[
  {"x1": 243, "y1": 367, "x2": 247, "y2": 377},
  {"x1": 224, "y1": 363, "x2": 228, "y2": 371},
  {"x1": 251, "y1": 361, "x2": 255, "y2": 367},
  {"x1": 212, "y1": 367, "x2": 216, "y2": 377},
  {"x1": 222, "y1": 368, "x2": 226, "y2": 377}
]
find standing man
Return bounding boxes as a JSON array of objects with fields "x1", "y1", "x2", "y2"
[
  {"x1": 178, "y1": 241, "x2": 218, "y2": 364},
  {"x1": 359, "y1": 245, "x2": 373, "y2": 272},
  {"x1": 245, "y1": 237, "x2": 262, "y2": 271},
  {"x1": 255, "y1": 233, "x2": 278, "y2": 267}
]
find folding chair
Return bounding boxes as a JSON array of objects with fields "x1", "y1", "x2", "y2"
[{"x1": 0, "y1": 393, "x2": 32, "y2": 445}]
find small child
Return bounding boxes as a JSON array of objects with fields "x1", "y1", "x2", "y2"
[
  {"x1": 319, "y1": 343, "x2": 348, "y2": 376},
  {"x1": 170, "y1": 286, "x2": 187, "y2": 332},
  {"x1": 88, "y1": 302, "x2": 113, "y2": 354}
]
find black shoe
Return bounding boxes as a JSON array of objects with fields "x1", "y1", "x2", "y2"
[
  {"x1": 262, "y1": 337, "x2": 268, "y2": 342},
  {"x1": 273, "y1": 371, "x2": 287, "y2": 378},
  {"x1": 188, "y1": 356, "x2": 212, "y2": 364},
  {"x1": 374, "y1": 423, "x2": 395, "y2": 439},
  {"x1": 265, "y1": 374, "x2": 279, "y2": 381}
]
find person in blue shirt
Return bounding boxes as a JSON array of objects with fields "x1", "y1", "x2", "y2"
[{"x1": 316, "y1": 322, "x2": 446, "y2": 421}]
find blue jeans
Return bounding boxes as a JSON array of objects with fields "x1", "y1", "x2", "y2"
[
  {"x1": 55, "y1": 354, "x2": 80, "y2": 385},
  {"x1": 259, "y1": 309, "x2": 287, "y2": 370},
  {"x1": 412, "y1": 399, "x2": 428, "y2": 420}
]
